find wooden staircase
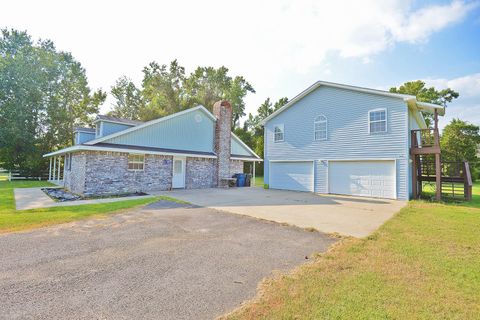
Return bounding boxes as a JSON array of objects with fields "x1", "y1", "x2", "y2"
[{"x1": 410, "y1": 110, "x2": 473, "y2": 202}]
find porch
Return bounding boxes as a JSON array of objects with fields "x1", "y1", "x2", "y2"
[{"x1": 411, "y1": 110, "x2": 473, "y2": 201}]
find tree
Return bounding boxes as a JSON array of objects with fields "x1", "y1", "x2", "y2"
[
  {"x1": 186, "y1": 66, "x2": 255, "y2": 127},
  {"x1": 141, "y1": 60, "x2": 188, "y2": 121},
  {"x1": 441, "y1": 119, "x2": 480, "y2": 179},
  {"x1": 389, "y1": 80, "x2": 459, "y2": 126},
  {"x1": 109, "y1": 76, "x2": 143, "y2": 120},
  {"x1": 0, "y1": 29, "x2": 105, "y2": 176}
]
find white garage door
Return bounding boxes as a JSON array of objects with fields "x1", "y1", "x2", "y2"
[
  {"x1": 329, "y1": 160, "x2": 396, "y2": 199},
  {"x1": 270, "y1": 161, "x2": 314, "y2": 192}
]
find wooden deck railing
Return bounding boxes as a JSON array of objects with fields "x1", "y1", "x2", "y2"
[
  {"x1": 411, "y1": 128, "x2": 440, "y2": 148},
  {"x1": 410, "y1": 128, "x2": 441, "y2": 155}
]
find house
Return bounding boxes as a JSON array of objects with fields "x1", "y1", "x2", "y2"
[
  {"x1": 44, "y1": 101, "x2": 261, "y2": 196},
  {"x1": 262, "y1": 81, "x2": 448, "y2": 200}
]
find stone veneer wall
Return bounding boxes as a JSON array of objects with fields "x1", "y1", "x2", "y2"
[
  {"x1": 185, "y1": 157, "x2": 217, "y2": 189},
  {"x1": 64, "y1": 152, "x2": 87, "y2": 195},
  {"x1": 229, "y1": 160, "x2": 244, "y2": 175},
  {"x1": 63, "y1": 151, "x2": 173, "y2": 196}
]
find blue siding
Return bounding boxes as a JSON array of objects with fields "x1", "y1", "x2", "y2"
[
  {"x1": 264, "y1": 86, "x2": 410, "y2": 200},
  {"x1": 77, "y1": 132, "x2": 95, "y2": 144},
  {"x1": 231, "y1": 136, "x2": 252, "y2": 156},
  {"x1": 103, "y1": 109, "x2": 215, "y2": 153},
  {"x1": 407, "y1": 110, "x2": 422, "y2": 198},
  {"x1": 101, "y1": 122, "x2": 134, "y2": 137}
]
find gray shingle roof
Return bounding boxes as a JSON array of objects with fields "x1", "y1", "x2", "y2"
[{"x1": 74, "y1": 127, "x2": 96, "y2": 133}]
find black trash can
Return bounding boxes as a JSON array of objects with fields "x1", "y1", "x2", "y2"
[{"x1": 245, "y1": 174, "x2": 252, "y2": 187}]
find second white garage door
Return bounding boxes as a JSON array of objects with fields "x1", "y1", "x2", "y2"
[
  {"x1": 270, "y1": 161, "x2": 314, "y2": 192},
  {"x1": 328, "y1": 160, "x2": 396, "y2": 199}
]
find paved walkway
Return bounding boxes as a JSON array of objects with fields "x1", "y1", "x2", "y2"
[
  {"x1": 14, "y1": 187, "x2": 154, "y2": 210},
  {"x1": 0, "y1": 200, "x2": 335, "y2": 319},
  {"x1": 153, "y1": 187, "x2": 407, "y2": 238}
]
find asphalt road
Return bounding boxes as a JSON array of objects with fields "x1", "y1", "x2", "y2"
[{"x1": 0, "y1": 200, "x2": 336, "y2": 320}]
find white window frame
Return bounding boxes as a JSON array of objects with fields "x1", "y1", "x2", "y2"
[
  {"x1": 314, "y1": 115, "x2": 327, "y2": 141},
  {"x1": 274, "y1": 124, "x2": 284, "y2": 142},
  {"x1": 128, "y1": 153, "x2": 145, "y2": 171},
  {"x1": 368, "y1": 108, "x2": 387, "y2": 134},
  {"x1": 95, "y1": 122, "x2": 102, "y2": 138}
]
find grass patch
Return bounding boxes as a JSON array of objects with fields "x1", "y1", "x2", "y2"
[
  {"x1": 225, "y1": 182, "x2": 480, "y2": 320},
  {"x1": 0, "y1": 181, "x2": 171, "y2": 233},
  {"x1": 254, "y1": 175, "x2": 264, "y2": 187}
]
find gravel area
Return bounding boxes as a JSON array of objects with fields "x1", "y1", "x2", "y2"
[{"x1": 0, "y1": 200, "x2": 336, "y2": 320}]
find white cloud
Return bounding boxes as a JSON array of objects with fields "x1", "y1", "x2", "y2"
[
  {"x1": 424, "y1": 73, "x2": 480, "y2": 128},
  {"x1": 0, "y1": 0, "x2": 477, "y2": 114}
]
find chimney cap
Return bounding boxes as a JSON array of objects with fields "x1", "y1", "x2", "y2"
[{"x1": 214, "y1": 100, "x2": 232, "y2": 109}]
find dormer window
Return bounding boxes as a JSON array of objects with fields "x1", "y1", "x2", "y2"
[
  {"x1": 95, "y1": 123, "x2": 101, "y2": 137},
  {"x1": 274, "y1": 124, "x2": 284, "y2": 142},
  {"x1": 369, "y1": 109, "x2": 387, "y2": 134}
]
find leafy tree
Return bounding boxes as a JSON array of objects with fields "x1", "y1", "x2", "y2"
[
  {"x1": 141, "y1": 60, "x2": 188, "y2": 121},
  {"x1": 389, "y1": 80, "x2": 459, "y2": 126},
  {"x1": 186, "y1": 66, "x2": 255, "y2": 126},
  {"x1": 0, "y1": 29, "x2": 105, "y2": 176},
  {"x1": 441, "y1": 119, "x2": 480, "y2": 179},
  {"x1": 109, "y1": 76, "x2": 143, "y2": 120}
]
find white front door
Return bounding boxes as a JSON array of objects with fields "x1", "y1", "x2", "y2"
[{"x1": 172, "y1": 157, "x2": 186, "y2": 188}]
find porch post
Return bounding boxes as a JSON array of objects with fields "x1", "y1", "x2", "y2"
[
  {"x1": 57, "y1": 156, "x2": 61, "y2": 181},
  {"x1": 49, "y1": 157, "x2": 52, "y2": 181},
  {"x1": 252, "y1": 161, "x2": 256, "y2": 187},
  {"x1": 53, "y1": 156, "x2": 57, "y2": 181}
]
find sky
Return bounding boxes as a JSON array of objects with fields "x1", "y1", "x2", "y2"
[{"x1": 1, "y1": 0, "x2": 479, "y2": 129}]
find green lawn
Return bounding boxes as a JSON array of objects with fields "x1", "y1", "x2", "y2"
[
  {"x1": 0, "y1": 181, "x2": 165, "y2": 233},
  {"x1": 226, "y1": 182, "x2": 480, "y2": 320},
  {"x1": 253, "y1": 175, "x2": 264, "y2": 187}
]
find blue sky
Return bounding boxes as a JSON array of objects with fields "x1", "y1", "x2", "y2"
[{"x1": 1, "y1": 0, "x2": 479, "y2": 129}]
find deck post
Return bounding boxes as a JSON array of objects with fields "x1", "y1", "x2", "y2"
[
  {"x1": 435, "y1": 153, "x2": 441, "y2": 201},
  {"x1": 412, "y1": 156, "x2": 418, "y2": 199},
  {"x1": 48, "y1": 157, "x2": 52, "y2": 181}
]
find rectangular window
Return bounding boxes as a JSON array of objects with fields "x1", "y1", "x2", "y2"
[
  {"x1": 369, "y1": 109, "x2": 387, "y2": 133},
  {"x1": 274, "y1": 124, "x2": 284, "y2": 142},
  {"x1": 128, "y1": 154, "x2": 145, "y2": 171}
]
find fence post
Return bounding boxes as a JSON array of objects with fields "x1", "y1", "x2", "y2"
[{"x1": 8, "y1": 171, "x2": 11, "y2": 181}]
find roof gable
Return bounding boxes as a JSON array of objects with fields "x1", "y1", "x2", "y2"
[{"x1": 262, "y1": 81, "x2": 444, "y2": 124}]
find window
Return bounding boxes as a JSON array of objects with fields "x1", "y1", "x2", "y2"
[
  {"x1": 274, "y1": 124, "x2": 284, "y2": 142},
  {"x1": 95, "y1": 123, "x2": 101, "y2": 137},
  {"x1": 369, "y1": 109, "x2": 387, "y2": 133},
  {"x1": 314, "y1": 115, "x2": 327, "y2": 140},
  {"x1": 128, "y1": 154, "x2": 144, "y2": 171}
]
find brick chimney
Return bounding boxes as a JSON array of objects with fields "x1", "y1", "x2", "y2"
[{"x1": 213, "y1": 100, "x2": 232, "y2": 187}]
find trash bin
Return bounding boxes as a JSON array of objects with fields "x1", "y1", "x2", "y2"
[
  {"x1": 245, "y1": 174, "x2": 251, "y2": 187},
  {"x1": 236, "y1": 173, "x2": 246, "y2": 187}
]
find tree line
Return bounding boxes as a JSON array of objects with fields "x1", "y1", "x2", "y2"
[{"x1": 0, "y1": 29, "x2": 478, "y2": 179}]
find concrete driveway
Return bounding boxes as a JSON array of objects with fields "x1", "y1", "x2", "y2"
[
  {"x1": 0, "y1": 200, "x2": 335, "y2": 320},
  {"x1": 154, "y1": 188, "x2": 406, "y2": 237}
]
